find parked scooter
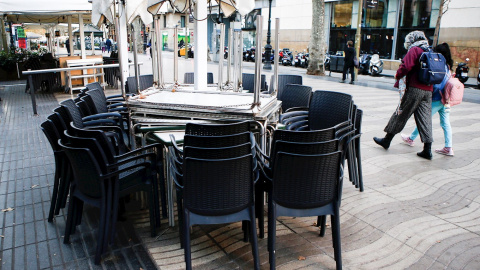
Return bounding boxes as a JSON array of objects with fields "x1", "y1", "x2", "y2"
[
  {"x1": 455, "y1": 58, "x2": 469, "y2": 84},
  {"x1": 358, "y1": 53, "x2": 372, "y2": 75},
  {"x1": 224, "y1": 46, "x2": 228, "y2": 59},
  {"x1": 324, "y1": 53, "x2": 330, "y2": 71},
  {"x1": 302, "y1": 53, "x2": 309, "y2": 68},
  {"x1": 369, "y1": 54, "x2": 384, "y2": 76},
  {"x1": 294, "y1": 52, "x2": 304, "y2": 67},
  {"x1": 282, "y1": 53, "x2": 292, "y2": 66}
]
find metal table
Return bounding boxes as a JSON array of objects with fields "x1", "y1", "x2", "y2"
[{"x1": 127, "y1": 87, "x2": 282, "y2": 226}]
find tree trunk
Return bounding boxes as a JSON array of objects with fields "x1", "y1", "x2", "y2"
[
  {"x1": 307, "y1": 0, "x2": 326, "y2": 76},
  {"x1": 432, "y1": 1, "x2": 445, "y2": 46}
]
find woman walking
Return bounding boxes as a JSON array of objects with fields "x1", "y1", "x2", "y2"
[
  {"x1": 373, "y1": 31, "x2": 434, "y2": 160},
  {"x1": 401, "y1": 43, "x2": 454, "y2": 156}
]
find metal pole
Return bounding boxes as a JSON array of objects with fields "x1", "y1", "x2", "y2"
[
  {"x1": 194, "y1": 0, "x2": 208, "y2": 90},
  {"x1": 233, "y1": 31, "x2": 239, "y2": 92},
  {"x1": 263, "y1": 0, "x2": 273, "y2": 70},
  {"x1": 354, "y1": 0, "x2": 364, "y2": 81},
  {"x1": 28, "y1": 75, "x2": 37, "y2": 115},
  {"x1": 67, "y1": 16, "x2": 73, "y2": 56},
  {"x1": 253, "y1": 15, "x2": 263, "y2": 107},
  {"x1": 217, "y1": 24, "x2": 225, "y2": 90},
  {"x1": 151, "y1": 18, "x2": 158, "y2": 84},
  {"x1": 116, "y1": 1, "x2": 128, "y2": 97},
  {"x1": 90, "y1": 32, "x2": 95, "y2": 55},
  {"x1": 79, "y1": 15, "x2": 86, "y2": 59},
  {"x1": 238, "y1": 30, "x2": 243, "y2": 88},
  {"x1": 132, "y1": 24, "x2": 140, "y2": 94},
  {"x1": 273, "y1": 18, "x2": 280, "y2": 96},
  {"x1": 155, "y1": 15, "x2": 164, "y2": 88},
  {"x1": 173, "y1": 26, "x2": 178, "y2": 84},
  {"x1": 227, "y1": 28, "x2": 233, "y2": 83}
]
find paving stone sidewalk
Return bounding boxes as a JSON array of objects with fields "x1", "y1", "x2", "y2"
[
  {"x1": 1, "y1": 76, "x2": 480, "y2": 270},
  {"x1": 0, "y1": 82, "x2": 157, "y2": 270}
]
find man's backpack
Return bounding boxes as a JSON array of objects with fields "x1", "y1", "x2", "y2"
[
  {"x1": 418, "y1": 48, "x2": 448, "y2": 85},
  {"x1": 441, "y1": 76, "x2": 464, "y2": 106}
]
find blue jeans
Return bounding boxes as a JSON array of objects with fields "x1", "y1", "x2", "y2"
[{"x1": 410, "y1": 100, "x2": 452, "y2": 147}]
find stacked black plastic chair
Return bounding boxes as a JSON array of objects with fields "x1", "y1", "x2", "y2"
[
  {"x1": 269, "y1": 74, "x2": 303, "y2": 98},
  {"x1": 86, "y1": 82, "x2": 125, "y2": 102},
  {"x1": 279, "y1": 84, "x2": 312, "y2": 112},
  {"x1": 126, "y1": 74, "x2": 154, "y2": 94},
  {"x1": 169, "y1": 121, "x2": 260, "y2": 270},
  {"x1": 257, "y1": 128, "x2": 353, "y2": 270},
  {"x1": 242, "y1": 73, "x2": 267, "y2": 93},
  {"x1": 59, "y1": 135, "x2": 159, "y2": 264},
  {"x1": 183, "y1": 72, "x2": 214, "y2": 84}
]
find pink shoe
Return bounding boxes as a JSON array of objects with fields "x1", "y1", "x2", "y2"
[
  {"x1": 401, "y1": 134, "x2": 415, "y2": 147},
  {"x1": 435, "y1": 147, "x2": 454, "y2": 156}
]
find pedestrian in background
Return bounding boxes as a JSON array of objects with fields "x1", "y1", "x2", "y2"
[
  {"x1": 401, "y1": 42, "x2": 455, "y2": 156},
  {"x1": 101, "y1": 38, "x2": 106, "y2": 53},
  {"x1": 106, "y1": 37, "x2": 112, "y2": 53},
  {"x1": 373, "y1": 31, "x2": 434, "y2": 160},
  {"x1": 65, "y1": 38, "x2": 70, "y2": 56},
  {"x1": 340, "y1": 40, "x2": 355, "y2": 84}
]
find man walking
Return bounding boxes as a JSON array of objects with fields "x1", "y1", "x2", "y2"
[
  {"x1": 106, "y1": 37, "x2": 112, "y2": 53},
  {"x1": 340, "y1": 40, "x2": 356, "y2": 84}
]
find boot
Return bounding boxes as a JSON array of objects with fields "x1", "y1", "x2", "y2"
[
  {"x1": 373, "y1": 133, "x2": 394, "y2": 150},
  {"x1": 417, "y1": 142, "x2": 433, "y2": 160}
]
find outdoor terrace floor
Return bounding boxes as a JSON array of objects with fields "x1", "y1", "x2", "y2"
[{"x1": 1, "y1": 75, "x2": 480, "y2": 269}]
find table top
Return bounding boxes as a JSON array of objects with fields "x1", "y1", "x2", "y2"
[{"x1": 128, "y1": 88, "x2": 281, "y2": 121}]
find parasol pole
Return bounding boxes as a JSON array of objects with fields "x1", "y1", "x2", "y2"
[
  {"x1": 253, "y1": 15, "x2": 263, "y2": 107},
  {"x1": 273, "y1": 18, "x2": 279, "y2": 96},
  {"x1": 173, "y1": 26, "x2": 178, "y2": 84},
  {"x1": 155, "y1": 15, "x2": 164, "y2": 88},
  {"x1": 131, "y1": 23, "x2": 140, "y2": 94},
  {"x1": 217, "y1": 23, "x2": 225, "y2": 90},
  {"x1": 226, "y1": 27, "x2": 233, "y2": 84}
]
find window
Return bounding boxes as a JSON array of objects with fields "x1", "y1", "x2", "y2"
[
  {"x1": 364, "y1": 0, "x2": 388, "y2": 28},
  {"x1": 163, "y1": 15, "x2": 167, "y2": 28},
  {"x1": 180, "y1": 16, "x2": 186, "y2": 28},
  {"x1": 331, "y1": 1, "x2": 353, "y2": 28},
  {"x1": 401, "y1": 0, "x2": 434, "y2": 28}
]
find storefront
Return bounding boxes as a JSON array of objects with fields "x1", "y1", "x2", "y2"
[{"x1": 327, "y1": 0, "x2": 440, "y2": 59}]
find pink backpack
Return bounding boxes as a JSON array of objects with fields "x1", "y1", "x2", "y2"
[{"x1": 441, "y1": 76, "x2": 464, "y2": 106}]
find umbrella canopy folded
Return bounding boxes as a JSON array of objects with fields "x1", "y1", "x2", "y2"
[
  {"x1": 209, "y1": 0, "x2": 236, "y2": 18},
  {"x1": 147, "y1": 0, "x2": 170, "y2": 15},
  {"x1": 126, "y1": 0, "x2": 153, "y2": 25},
  {"x1": 92, "y1": 0, "x2": 114, "y2": 27}
]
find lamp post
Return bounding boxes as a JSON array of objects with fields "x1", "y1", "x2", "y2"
[{"x1": 263, "y1": 0, "x2": 273, "y2": 70}]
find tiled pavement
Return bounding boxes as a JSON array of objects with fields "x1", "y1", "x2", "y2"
[
  {"x1": 0, "y1": 82, "x2": 157, "y2": 269},
  {"x1": 1, "y1": 73, "x2": 480, "y2": 269}
]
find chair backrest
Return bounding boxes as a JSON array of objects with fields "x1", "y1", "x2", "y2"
[
  {"x1": 280, "y1": 84, "x2": 312, "y2": 111},
  {"x1": 126, "y1": 74, "x2": 154, "y2": 93},
  {"x1": 270, "y1": 139, "x2": 339, "y2": 166},
  {"x1": 185, "y1": 121, "x2": 250, "y2": 136},
  {"x1": 86, "y1": 89, "x2": 108, "y2": 113},
  {"x1": 63, "y1": 132, "x2": 110, "y2": 173},
  {"x1": 53, "y1": 106, "x2": 74, "y2": 132},
  {"x1": 183, "y1": 154, "x2": 254, "y2": 216},
  {"x1": 40, "y1": 120, "x2": 62, "y2": 152},
  {"x1": 270, "y1": 74, "x2": 303, "y2": 98},
  {"x1": 272, "y1": 151, "x2": 342, "y2": 209},
  {"x1": 69, "y1": 125, "x2": 120, "y2": 160},
  {"x1": 242, "y1": 73, "x2": 267, "y2": 93},
  {"x1": 47, "y1": 112, "x2": 68, "y2": 140},
  {"x1": 86, "y1": 82, "x2": 102, "y2": 91},
  {"x1": 59, "y1": 141, "x2": 106, "y2": 199},
  {"x1": 77, "y1": 98, "x2": 96, "y2": 116},
  {"x1": 355, "y1": 108, "x2": 363, "y2": 135},
  {"x1": 60, "y1": 99, "x2": 85, "y2": 128},
  {"x1": 184, "y1": 143, "x2": 252, "y2": 160},
  {"x1": 308, "y1": 90, "x2": 353, "y2": 131},
  {"x1": 183, "y1": 72, "x2": 214, "y2": 84},
  {"x1": 183, "y1": 132, "x2": 252, "y2": 148}
]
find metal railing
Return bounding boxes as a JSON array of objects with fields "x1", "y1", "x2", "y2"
[{"x1": 22, "y1": 62, "x2": 142, "y2": 115}]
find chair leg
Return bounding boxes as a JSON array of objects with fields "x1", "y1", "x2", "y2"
[
  {"x1": 268, "y1": 201, "x2": 276, "y2": 270},
  {"x1": 176, "y1": 189, "x2": 184, "y2": 249},
  {"x1": 147, "y1": 189, "x2": 157, "y2": 237},
  {"x1": 48, "y1": 160, "x2": 61, "y2": 222},
  {"x1": 60, "y1": 166, "x2": 72, "y2": 210},
  {"x1": 249, "y1": 208, "x2": 260, "y2": 270},
  {"x1": 319, "y1": 215, "x2": 326, "y2": 237},
  {"x1": 183, "y1": 211, "x2": 192, "y2": 270},
  {"x1": 255, "y1": 185, "x2": 264, "y2": 238},
  {"x1": 94, "y1": 200, "x2": 108, "y2": 265},
  {"x1": 242, "y1": 221, "x2": 249, "y2": 243},
  {"x1": 151, "y1": 170, "x2": 162, "y2": 226},
  {"x1": 332, "y1": 213, "x2": 342, "y2": 270},
  {"x1": 157, "y1": 163, "x2": 168, "y2": 219},
  {"x1": 63, "y1": 196, "x2": 76, "y2": 244},
  {"x1": 55, "y1": 164, "x2": 68, "y2": 215},
  {"x1": 356, "y1": 141, "x2": 364, "y2": 192}
]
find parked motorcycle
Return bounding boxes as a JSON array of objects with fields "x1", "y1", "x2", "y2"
[
  {"x1": 455, "y1": 58, "x2": 469, "y2": 84},
  {"x1": 369, "y1": 54, "x2": 384, "y2": 76},
  {"x1": 261, "y1": 49, "x2": 275, "y2": 63},
  {"x1": 224, "y1": 46, "x2": 228, "y2": 59},
  {"x1": 294, "y1": 52, "x2": 304, "y2": 67},
  {"x1": 282, "y1": 53, "x2": 292, "y2": 66},
  {"x1": 302, "y1": 53, "x2": 309, "y2": 68},
  {"x1": 358, "y1": 53, "x2": 372, "y2": 75}
]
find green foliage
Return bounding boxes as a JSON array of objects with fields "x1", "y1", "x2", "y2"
[{"x1": 0, "y1": 48, "x2": 48, "y2": 70}]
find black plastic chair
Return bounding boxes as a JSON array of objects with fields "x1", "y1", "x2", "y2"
[
  {"x1": 85, "y1": 89, "x2": 127, "y2": 114},
  {"x1": 349, "y1": 108, "x2": 363, "y2": 191},
  {"x1": 185, "y1": 121, "x2": 251, "y2": 136},
  {"x1": 269, "y1": 74, "x2": 303, "y2": 98},
  {"x1": 126, "y1": 74, "x2": 154, "y2": 94},
  {"x1": 279, "y1": 84, "x2": 312, "y2": 112},
  {"x1": 60, "y1": 140, "x2": 157, "y2": 264},
  {"x1": 183, "y1": 72, "x2": 214, "y2": 84},
  {"x1": 242, "y1": 73, "x2": 267, "y2": 93},
  {"x1": 177, "y1": 154, "x2": 260, "y2": 270},
  {"x1": 266, "y1": 151, "x2": 345, "y2": 270},
  {"x1": 282, "y1": 90, "x2": 353, "y2": 131},
  {"x1": 86, "y1": 82, "x2": 125, "y2": 102}
]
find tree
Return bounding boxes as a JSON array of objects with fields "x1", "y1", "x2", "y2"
[
  {"x1": 307, "y1": 0, "x2": 326, "y2": 76},
  {"x1": 433, "y1": 0, "x2": 451, "y2": 46}
]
